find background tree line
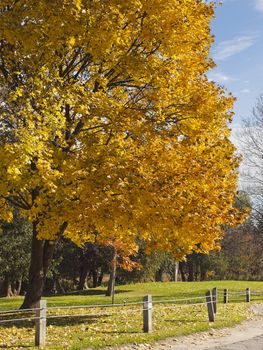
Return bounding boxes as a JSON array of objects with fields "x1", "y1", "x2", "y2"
[{"x1": 1, "y1": 196, "x2": 262, "y2": 298}]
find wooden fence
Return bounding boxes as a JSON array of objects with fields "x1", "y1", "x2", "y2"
[{"x1": 0, "y1": 287, "x2": 260, "y2": 347}]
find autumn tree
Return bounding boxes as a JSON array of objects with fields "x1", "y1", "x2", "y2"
[
  {"x1": 0, "y1": 0, "x2": 244, "y2": 308},
  {"x1": 103, "y1": 238, "x2": 142, "y2": 297}
]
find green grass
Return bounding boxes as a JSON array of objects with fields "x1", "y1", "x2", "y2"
[{"x1": 0, "y1": 280, "x2": 263, "y2": 350}]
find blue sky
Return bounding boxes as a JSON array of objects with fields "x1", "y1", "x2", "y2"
[{"x1": 209, "y1": 0, "x2": 263, "y2": 126}]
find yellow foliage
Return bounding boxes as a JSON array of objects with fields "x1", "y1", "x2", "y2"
[{"x1": 0, "y1": 0, "x2": 247, "y2": 258}]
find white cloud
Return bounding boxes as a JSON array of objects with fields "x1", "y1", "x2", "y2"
[
  {"x1": 213, "y1": 35, "x2": 257, "y2": 60},
  {"x1": 240, "y1": 88, "x2": 252, "y2": 94},
  {"x1": 254, "y1": 0, "x2": 263, "y2": 12},
  {"x1": 208, "y1": 71, "x2": 237, "y2": 83}
]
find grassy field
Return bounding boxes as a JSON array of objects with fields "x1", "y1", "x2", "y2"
[{"x1": 0, "y1": 280, "x2": 263, "y2": 349}]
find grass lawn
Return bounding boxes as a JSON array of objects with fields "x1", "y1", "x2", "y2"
[{"x1": 0, "y1": 280, "x2": 263, "y2": 349}]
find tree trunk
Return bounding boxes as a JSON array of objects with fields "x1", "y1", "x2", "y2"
[
  {"x1": 51, "y1": 278, "x2": 58, "y2": 294},
  {"x1": 155, "y1": 269, "x2": 163, "y2": 282},
  {"x1": 97, "y1": 270, "x2": 104, "y2": 286},
  {"x1": 174, "y1": 261, "x2": 179, "y2": 282},
  {"x1": 4, "y1": 275, "x2": 13, "y2": 297},
  {"x1": 106, "y1": 246, "x2": 117, "y2": 298},
  {"x1": 78, "y1": 264, "x2": 89, "y2": 290},
  {"x1": 16, "y1": 278, "x2": 22, "y2": 295},
  {"x1": 194, "y1": 262, "x2": 199, "y2": 281},
  {"x1": 20, "y1": 221, "x2": 61, "y2": 309},
  {"x1": 179, "y1": 262, "x2": 186, "y2": 282},
  {"x1": 56, "y1": 278, "x2": 66, "y2": 294},
  {"x1": 187, "y1": 260, "x2": 194, "y2": 282},
  {"x1": 200, "y1": 267, "x2": 207, "y2": 281},
  {"x1": 92, "y1": 268, "x2": 98, "y2": 288}
]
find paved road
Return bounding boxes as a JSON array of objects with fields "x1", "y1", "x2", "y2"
[
  {"x1": 207, "y1": 334, "x2": 263, "y2": 350},
  {"x1": 134, "y1": 311, "x2": 263, "y2": 350},
  {"x1": 162, "y1": 304, "x2": 263, "y2": 350},
  {"x1": 203, "y1": 305, "x2": 263, "y2": 350},
  {"x1": 149, "y1": 330, "x2": 263, "y2": 350}
]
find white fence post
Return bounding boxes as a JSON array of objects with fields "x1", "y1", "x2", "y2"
[
  {"x1": 246, "y1": 288, "x2": 250, "y2": 302},
  {"x1": 212, "y1": 287, "x2": 217, "y2": 314},
  {"x1": 223, "y1": 288, "x2": 228, "y2": 304},
  {"x1": 143, "y1": 295, "x2": 152, "y2": 332},
  {"x1": 205, "y1": 290, "x2": 215, "y2": 322},
  {"x1": 35, "y1": 300, "x2": 46, "y2": 346}
]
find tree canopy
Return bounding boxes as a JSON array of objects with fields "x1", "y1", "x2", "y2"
[{"x1": 0, "y1": 1, "x2": 246, "y2": 306}]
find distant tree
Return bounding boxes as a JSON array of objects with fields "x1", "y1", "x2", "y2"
[
  {"x1": 44, "y1": 238, "x2": 80, "y2": 294},
  {"x1": 44, "y1": 240, "x2": 110, "y2": 293},
  {"x1": 239, "y1": 95, "x2": 263, "y2": 210},
  {"x1": 78, "y1": 242, "x2": 112, "y2": 290},
  {"x1": 116, "y1": 244, "x2": 176, "y2": 284}
]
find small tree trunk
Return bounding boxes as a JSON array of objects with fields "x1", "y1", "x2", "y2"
[
  {"x1": 20, "y1": 221, "x2": 66, "y2": 309},
  {"x1": 51, "y1": 278, "x2": 57, "y2": 294},
  {"x1": 4, "y1": 275, "x2": 13, "y2": 297},
  {"x1": 179, "y1": 262, "x2": 186, "y2": 282},
  {"x1": 97, "y1": 270, "x2": 104, "y2": 286},
  {"x1": 155, "y1": 269, "x2": 163, "y2": 282},
  {"x1": 194, "y1": 262, "x2": 200, "y2": 281},
  {"x1": 78, "y1": 265, "x2": 89, "y2": 290},
  {"x1": 16, "y1": 278, "x2": 22, "y2": 295},
  {"x1": 12, "y1": 282, "x2": 17, "y2": 296},
  {"x1": 92, "y1": 268, "x2": 98, "y2": 288},
  {"x1": 174, "y1": 261, "x2": 179, "y2": 282},
  {"x1": 187, "y1": 261, "x2": 194, "y2": 282},
  {"x1": 106, "y1": 246, "x2": 117, "y2": 297},
  {"x1": 56, "y1": 278, "x2": 65, "y2": 294},
  {"x1": 200, "y1": 266, "x2": 207, "y2": 281}
]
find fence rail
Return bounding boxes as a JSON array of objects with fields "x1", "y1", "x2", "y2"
[
  {"x1": 0, "y1": 307, "x2": 40, "y2": 315},
  {"x1": 0, "y1": 287, "x2": 262, "y2": 347}
]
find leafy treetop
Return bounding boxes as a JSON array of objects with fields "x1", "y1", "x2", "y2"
[{"x1": 0, "y1": 0, "x2": 246, "y2": 259}]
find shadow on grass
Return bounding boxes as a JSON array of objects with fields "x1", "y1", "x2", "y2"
[
  {"x1": 166, "y1": 318, "x2": 208, "y2": 323},
  {"x1": 0, "y1": 313, "x2": 112, "y2": 329},
  {"x1": 48, "y1": 313, "x2": 112, "y2": 327},
  {"x1": 153, "y1": 293, "x2": 206, "y2": 300},
  {"x1": 101, "y1": 330, "x2": 141, "y2": 334},
  {"x1": 45, "y1": 289, "x2": 133, "y2": 297},
  {"x1": 0, "y1": 345, "x2": 33, "y2": 349}
]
